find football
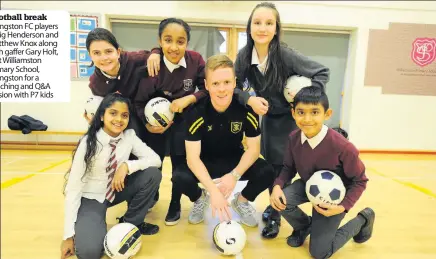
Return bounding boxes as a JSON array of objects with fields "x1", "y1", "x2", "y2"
[
  {"x1": 212, "y1": 220, "x2": 246, "y2": 255},
  {"x1": 283, "y1": 75, "x2": 312, "y2": 103},
  {"x1": 305, "y1": 170, "x2": 346, "y2": 206}
]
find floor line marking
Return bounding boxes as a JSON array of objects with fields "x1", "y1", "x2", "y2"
[
  {"x1": 1, "y1": 159, "x2": 70, "y2": 189},
  {"x1": 368, "y1": 167, "x2": 436, "y2": 199}
]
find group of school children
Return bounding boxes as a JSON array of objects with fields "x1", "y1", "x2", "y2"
[{"x1": 60, "y1": 2, "x2": 375, "y2": 259}]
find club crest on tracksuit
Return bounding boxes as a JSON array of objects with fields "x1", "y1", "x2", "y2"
[{"x1": 231, "y1": 122, "x2": 242, "y2": 134}]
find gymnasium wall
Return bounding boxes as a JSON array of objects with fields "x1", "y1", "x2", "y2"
[{"x1": 2, "y1": 1, "x2": 436, "y2": 152}]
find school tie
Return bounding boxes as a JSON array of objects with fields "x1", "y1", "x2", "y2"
[{"x1": 106, "y1": 139, "x2": 120, "y2": 203}]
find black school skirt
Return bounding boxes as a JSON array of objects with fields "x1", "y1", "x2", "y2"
[
  {"x1": 143, "y1": 113, "x2": 187, "y2": 160},
  {"x1": 260, "y1": 112, "x2": 297, "y2": 165}
]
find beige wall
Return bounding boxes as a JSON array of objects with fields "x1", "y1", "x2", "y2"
[{"x1": 2, "y1": 1, "x2": 436, "y2": 151}]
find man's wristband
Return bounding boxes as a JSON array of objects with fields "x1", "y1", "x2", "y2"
[{"x1": 230, "y1": 170, "x2": 241, "y2": 181}]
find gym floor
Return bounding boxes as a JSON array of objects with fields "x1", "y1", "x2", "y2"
[{"x1": 1, "y1": 150, "x2": 435, "y2": 259}]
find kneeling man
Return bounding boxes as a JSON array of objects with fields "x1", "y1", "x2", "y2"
[{"x1": 172, "y1": 54, "x2": 275, "y2": 227}]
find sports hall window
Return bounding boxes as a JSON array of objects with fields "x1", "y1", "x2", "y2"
[{"x1": 110, "y1": 21, "x2": 229, "y2": 61}]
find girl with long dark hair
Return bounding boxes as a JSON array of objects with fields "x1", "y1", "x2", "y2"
[
  {"x1": 61, "y1": 93, "x2": 162, "y2": 259},
  {"x1": 233, "y1": 2, "x2": 330, "y2": 239}
]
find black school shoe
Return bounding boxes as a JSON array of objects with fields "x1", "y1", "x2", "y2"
[
  {"x1": 353, "y1": 207, "x2": 375, "y2": 243},
  {"x1": 262, "y1": 205, "x2": 273, "y2": 222},
  {"x1": 117, "y1": 216, "x2": 159, "y2": 235},
  {"x1": 286, "y1": 217, "x2": 312, "y2": 247},
  {"x1": 164, "y1": 201, "x2": 181, "y2": 226},
  {"x1": 261, "y1": 218, "x2": 281, "y2": 239}
]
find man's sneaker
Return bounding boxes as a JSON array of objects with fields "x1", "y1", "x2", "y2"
[
  {"x1": 230, "y1": 192, "x2": 258, "y2": 227},
  {"x1": 353, "y1": 207, "x2": 375, "y2": 243},
  {"x1": 116, "y1": 216, "x2": 159, "y2": 235},
  {"x1": 286, "y1": 217, "x2": 311, "y2": 247},
  {"x1": 165, "y1": 201, "x2": 181, "y2": 226},
  {"x1": 188, "y1": 189, "x2": 209, "y2": 224}
]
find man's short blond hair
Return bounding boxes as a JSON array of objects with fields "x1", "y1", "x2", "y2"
[{"x1": 205, "y1": 54, "x2": 235, "y2": 77}]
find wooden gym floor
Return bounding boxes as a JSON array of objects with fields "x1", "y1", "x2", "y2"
[{"x1": 1, "y1": 150, "x2": 436, "y2": 259}]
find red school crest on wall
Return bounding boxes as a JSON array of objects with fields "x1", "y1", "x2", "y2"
[{"x1": 411, "y1": 38, "x2": 436, "y2": 67}]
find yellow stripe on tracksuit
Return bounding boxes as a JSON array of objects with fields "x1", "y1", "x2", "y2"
[
  {"x1": 189, "y1": 117, "x2": 204, "y2": 135},
  {"x1": 246, "y1": 112, "x2": 258, "y2": 130}
]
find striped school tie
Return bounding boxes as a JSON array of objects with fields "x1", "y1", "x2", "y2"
[{"x1": 106, "y1": 139, "x2": 120, "y2": 203}]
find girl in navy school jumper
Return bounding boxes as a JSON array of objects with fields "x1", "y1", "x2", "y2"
[
  {"x1": 61, "y1": 93, "x2": 162, "y2": 259},
  {"x1": 232, "y1": 2, "x2": 330, "y2": 238},
  {"x1": 134, "y1": 18, "x2": 207, "y2": 226},
  {"x1": 85, "y1": 27, "x2": 161, "y2": 143}
]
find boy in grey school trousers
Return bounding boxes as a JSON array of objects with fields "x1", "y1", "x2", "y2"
[{"x1": 270, "y1": 87, "x2": 375, "y2": 259}]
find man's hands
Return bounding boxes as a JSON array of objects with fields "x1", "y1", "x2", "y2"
[
  {"x1": 209, "y1": 172, "x2": 239, "y2": 222},
  {"x1": 147, "y1": 53, "x2": 161, "y2": 77},
  {"x1": 60, "y1": 237, "x2": 75, "y2": 259},
  {"x1": 210, "y1": 190, "x2": 232, "y2": 222},
  {"x1": 270, "y1": 185, "x2": 287, "y2": 211},
  {"x1": 214, "y1": 173, "x2": 237, "y2": 199},
  {"x1": 247, "y1": 96, "x2": 269, "y2": 115}
]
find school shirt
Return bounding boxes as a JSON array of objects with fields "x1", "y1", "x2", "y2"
[
  {"x1": 234, "y1": 45, "x2": 330, "y2": 115},
  {"x1": 251, "y1": 47, "x2": 268, "y2": 75},
  {"x1": 63, "y1": 129, "x2": 162, "y2": 240},
  {"x1": 134, "y1": 50, "x2": 207, "y2": 123},
  {"x1": 273, "y1": 126, "x2": 368, "y2": 211},
  {"x1": 184, "y1": 94, "x2": 260, "y2": 158},
  {"x1": 89, "y1": 49, "x2": 160, "y2": 100}
]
